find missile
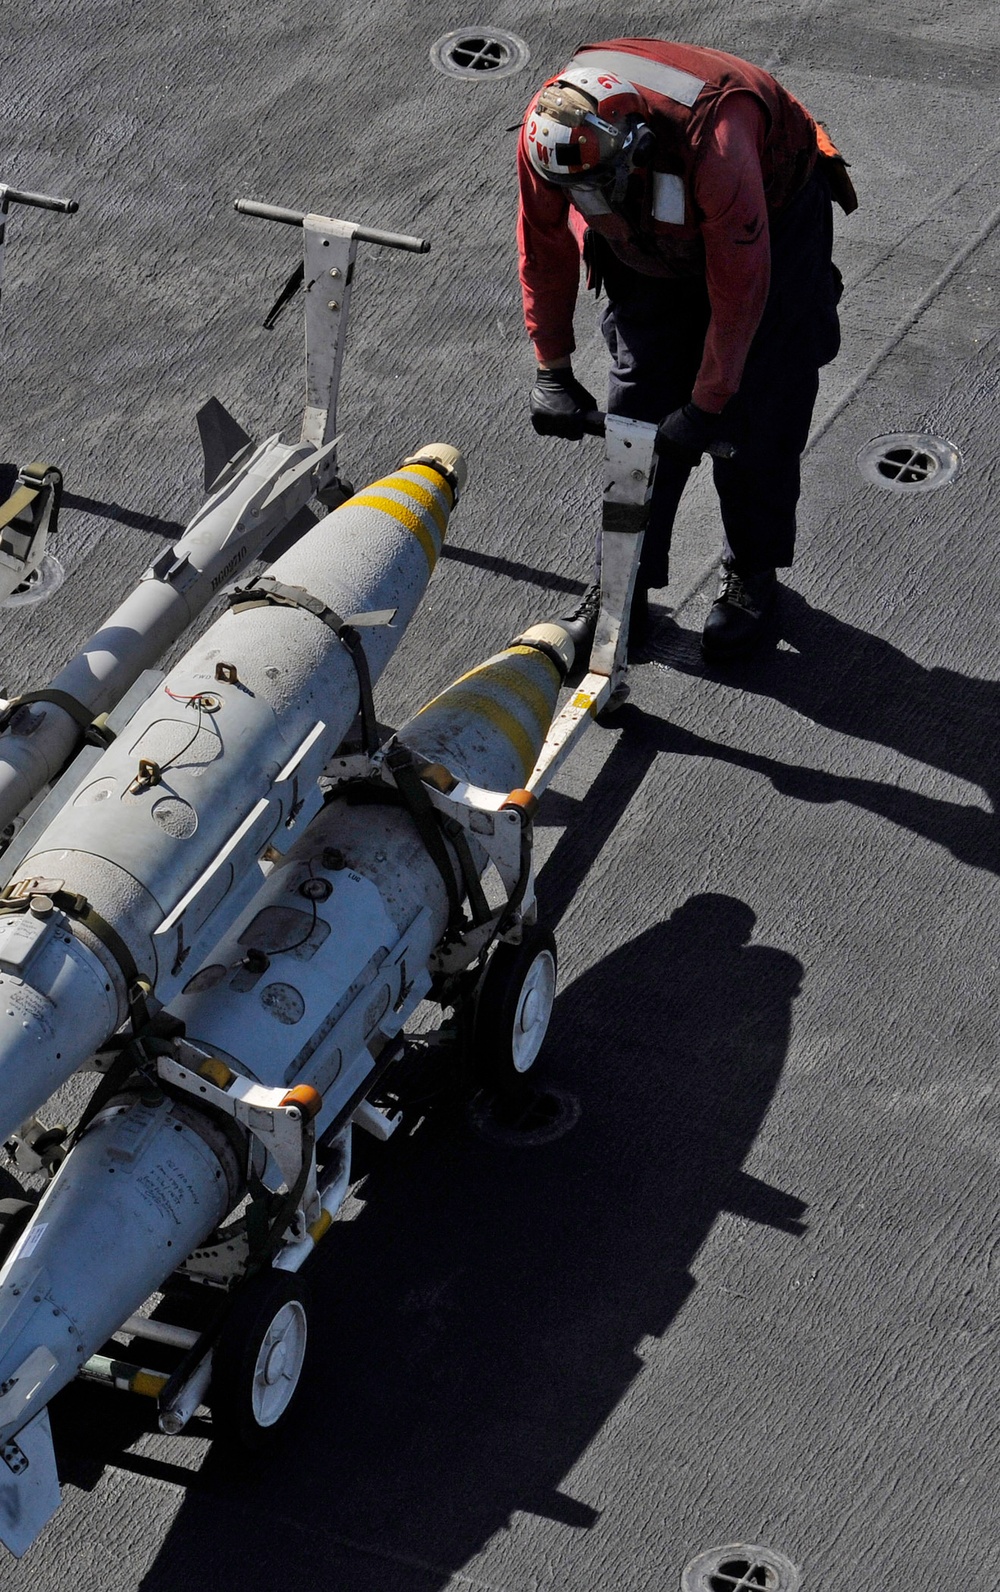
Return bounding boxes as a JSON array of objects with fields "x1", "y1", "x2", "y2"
[
  {"x1": 0, "y1": 603, "x2": 582, "y2": 1556},
  {"x1": 0, "y1": 196, "x2": 432, "y2": 837},
  {"x1": 0, "y1": 444, "x2": 465, "y2": 1149},
  {"x1": 0, "y1": 413, "x2": 343, "y2": 834}
]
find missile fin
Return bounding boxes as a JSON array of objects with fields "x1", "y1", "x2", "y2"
[
  {"x1": 196, "y1": 397, "x2": 255, "y2": 493},
  {"x1": 0, "y1": 1408, "x2": 61, "y2": 1559}
]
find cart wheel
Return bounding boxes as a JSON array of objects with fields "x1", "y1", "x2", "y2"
[
  {"x1": 210, "y1": 1270, "x2": 310, "y2": 1452},
  {"x1": 0, "y1": 1196, "x2": 35, "y2": 1263},
  {"x1": 0, "y1": 1164, "x2": 36, "y2": 1264},
  {"x1": 472, "y1": 925, "x2": 557, "y2": 1090}
]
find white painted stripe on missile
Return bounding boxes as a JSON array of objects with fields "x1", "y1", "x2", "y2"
[
  {"x1": 0, "y1": 1345, "x2": 57, "y2": 1427},
  {"x1": 276, "y1": 720, "x2": 326, "y2": 782},
  {"x1": 156, "y1": 796, "x2": 271, "y2": 936},
  {"x1": 347, "y1": 491, "x2": 442, "y2": 573}
]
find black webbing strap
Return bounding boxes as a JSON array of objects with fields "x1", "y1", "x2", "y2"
[
  {"x1": 439, "y1": 815, "x2": 492, "y2": 927},
  {"x1": 340, "y1": 752, "x2": 497, "y2": 934},
  {"x1": 227, "y1": 575, "x2": 395, "y2": 755},
  {"x1": 0, "y1": 882, "x2": 152, "y2": 1031},
  {"x1": 0, "y1": 687, "x2": 115, "y2": 747},
  {"x1": 158, "y1": 1115, "x2": 316, "y2": 1412},
  {"x1": 383, "y1": 746, "x2": 465, "y2": 929},
  {"x1": 66, "y1": 1041, "x2": 145, "y2": 1150},
  {"x1": 498, "y1": 822, "x2": 534, "y2": 936}
]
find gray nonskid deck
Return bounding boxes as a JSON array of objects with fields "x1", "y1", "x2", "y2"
[{"x1": 1, "y1": 1, "x2": 997, "y2": 1587}]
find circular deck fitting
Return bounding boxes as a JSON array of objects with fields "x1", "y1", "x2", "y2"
[
  {"x1": 2, "y1": 552, "x2": 66, "y2": 608},
  {"x1": 430, "y1": 28, "x2": 530, "y2": 80},
  {"x1": 468, "y1": 1084, "x2": 580, "y2": 1147},
  {"x1": 857, "y1": 432, "x2": 961, "y2": 493},
  {"x1": 681, "y1": 1544, "x2": 801, "y2": 1592}
]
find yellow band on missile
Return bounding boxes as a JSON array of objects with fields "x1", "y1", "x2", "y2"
[
  {"x1": 349, "y1": 493, "x2": 440, "y2": 573},
  {"x1": 404, "y1": 462, "x2": 455, "y2": 509},
  {"x1": 368, "y1": 475, "x2": 449, "y2": 540},
  {"x1": 308, "y1": 1209, "x2": 334, "y2": 1245},
  {"x1": 439, "y1": 648, "x2": 561, "y2": 739},
  {"x1": 131, "y1": 1370, "x2": 169, "y2": 1399},
  {"x1": 416, "y1": 687, "x2": 538, "y2": 781}
]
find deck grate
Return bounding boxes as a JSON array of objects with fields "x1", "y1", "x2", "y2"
[
  {"x1": 430, "y1": 28, "x2": 530, "y2": 80},
  {"x1": 857, "y1": 432, "x2": 961, "y2": 493},
  {"x1": 682, "y1": 1544, "x2": 801, "y2": 1592}
]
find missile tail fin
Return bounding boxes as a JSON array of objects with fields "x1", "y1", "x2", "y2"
[
  {"x1": 196, "y1": 396, "x2": 254, "y2": 493},
  {"x1": 0, "y1": 1408, "x2": 61, "y2": 1559}
]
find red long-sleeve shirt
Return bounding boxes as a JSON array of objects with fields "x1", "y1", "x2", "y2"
[{"x1": 518, "y1": 74, "x2": 802, "y2": 412}]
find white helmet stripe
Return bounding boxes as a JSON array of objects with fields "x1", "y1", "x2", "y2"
[{"x1": 569, "y1": 49, "x2": 705, "y2": 107}]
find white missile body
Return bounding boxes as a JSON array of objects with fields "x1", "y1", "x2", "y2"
[
  {"x1": 0, "y1": 430, "x2": 325, "y2": 825},
  {"x1": 0, "y1": 606, "x2": 577, "y2": 1556},
  {"x1": 0, "y1": 447, "x2": 462, "y2": 1148}
]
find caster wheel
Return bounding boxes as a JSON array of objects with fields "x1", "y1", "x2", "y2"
[
  {"x1": 210, "y1": 1269, "x2": 310, "y2": 1452},
  {"x1": 0, "y1": 1166, "x2": 37, "y2": 1264},
  {"x1": 0, "y1": 1196, "x2": 36, "y2": 1264},
  {"x1": 472, "y1": 925, "x2": 557, "y2": 1090}
]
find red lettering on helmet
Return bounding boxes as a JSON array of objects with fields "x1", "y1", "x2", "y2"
[
  {"x1": 535, "y1": 143, "x2": 550, "y2": 166},
  {"x1": 597, "y1": 75, "x2": 621, "y2": 89},
  {"x1": 528, "y1": 119, "x2": 537, "y2": 139}
]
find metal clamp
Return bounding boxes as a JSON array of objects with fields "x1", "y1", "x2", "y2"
[
  {"x1": 0, "y1": 463, "x2": 63, "y2": 606},
  {"x1": 156, "y1": 1047, "x2": 321, "y2": 1239}
]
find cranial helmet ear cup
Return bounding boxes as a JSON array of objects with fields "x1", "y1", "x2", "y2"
[{"x1": 629, "y1": 121, "x2": 656, "y2": 167}]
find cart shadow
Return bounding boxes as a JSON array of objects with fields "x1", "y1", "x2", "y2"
[{"x1": 111, "y1": 893, "x2": 805, "y2": 1590}]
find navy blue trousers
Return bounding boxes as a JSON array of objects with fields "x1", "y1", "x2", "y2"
[{"x1": 600, "y1": 169, "x2": 840, "y2": 583}]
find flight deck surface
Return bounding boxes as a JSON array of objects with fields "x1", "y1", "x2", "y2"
[{"x1": 1, "y1": 1, "x2": 996, "y2": 1587}]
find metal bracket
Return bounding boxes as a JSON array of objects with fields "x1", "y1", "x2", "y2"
[
  {"x1": 590, "y1": 414, "x2": 658, "y2": 685},
  {"x1": 522, "y1": 417, "x2": 659, "y2": 799},
  {"x1": 0, "y1": 463, "x2": 63, "y2": 606},
  {"x1": 300, "y1": 215, "x2": 358, "y2": 498},
  {"x1": 322, "y1": 749, "x2": 536, "y2": 970},
  {"x1": 156, "y1": 1048, "x2": 320, "y2": 1239}
]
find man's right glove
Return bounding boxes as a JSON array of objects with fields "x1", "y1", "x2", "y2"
[
  {"x1": 530, "y1": 366, "x2": 597, "y2": 440},
  {"x1": 656, "y1": 402, "x2": 727, "y2": 465}
]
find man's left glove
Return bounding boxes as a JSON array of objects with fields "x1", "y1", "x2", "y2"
[
  {"x1": 530, "y1": 367, "x2": 598, "y2": 440},
  {"x1": 656, "y1": 402, "x2": 726, "y2": 464}
]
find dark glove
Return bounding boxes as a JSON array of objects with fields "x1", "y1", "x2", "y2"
[
  {"x1": 656, "y1": 402, "x2": 726, "y2": 464},
  {"x1": 530, "y1": 366, "x2": 597, "y2": 440}
]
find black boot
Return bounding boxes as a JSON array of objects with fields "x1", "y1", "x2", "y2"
[
  {"x1": 556, "y1": 583, "x2": 601, "y2": 682},
  {"x1": 702, "y1": 565, "x2": 777, "y2": 661}
]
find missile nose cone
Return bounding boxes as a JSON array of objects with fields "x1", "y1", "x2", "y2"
[
  {"x1": 511, "y1": 621, "x2": 577, "y2": 678},
  {"x1": 399, "y1": 443, "x2": 468, "y2": 500}
]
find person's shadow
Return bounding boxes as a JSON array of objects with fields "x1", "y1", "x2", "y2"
[
  {"x1": 49, "y1": 894, "x2": 805, "y2": 1590},
  {"x1": 642, "y1": 590, "x2": 998, "y2": 874}
]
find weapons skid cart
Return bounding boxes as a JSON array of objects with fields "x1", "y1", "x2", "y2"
[
  {"x1": 0, "y1": 185, "x2": 78, "y2": 610},
  {"x1": 0, "y1": 296, "x2": 663, "y2": 1555},
  {"x1": 0, "y1": 197, "x2": 440, "y2": 1554}
]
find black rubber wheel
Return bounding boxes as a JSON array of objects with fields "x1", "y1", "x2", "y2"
[
  {"x1": 0, "y1": 1164, "x2": 37, "y2": 1264},
  {"x1": 210, "y1": 1269, "x2": 311, "y2": 1453},
  {"x1": 0, "y1": 1196, "x2": 35, "y2": 1263},
  {"x1": 472, "y1": 925, "x2": 557, "y2": 1090}
]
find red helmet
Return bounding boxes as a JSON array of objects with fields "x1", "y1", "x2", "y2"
[{"x1": 524, "y1": 63, "x2": 646, "y2": 187}]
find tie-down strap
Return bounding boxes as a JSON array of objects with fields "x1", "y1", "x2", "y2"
[
  {"x1": 227, "y1": 575, "x2": 395, "y2": 755},
  {"x1": 0, "y1": 461, "x2": 62, "y2": 540},
  {"x1": 339, "y1": 747, "x2": 492, "y2": 937},
  {"x1": 0, "y1": 879, "x2": 152, "y2": 1032},
  {"x1": 0, "y1": 686, "x2": 115, "y2": 747}
]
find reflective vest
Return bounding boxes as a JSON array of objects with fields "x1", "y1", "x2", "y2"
[{"x1": 561, "y1": 39, "x2": 819, "y2": 268}]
